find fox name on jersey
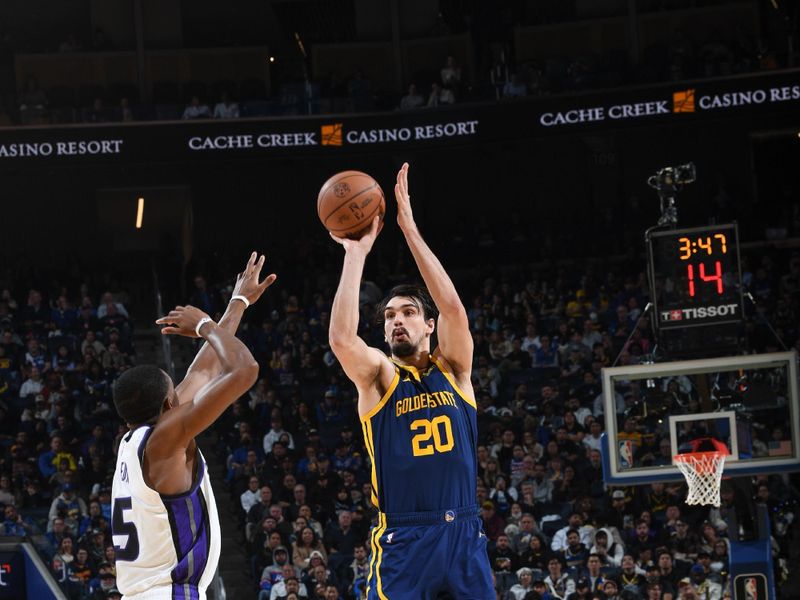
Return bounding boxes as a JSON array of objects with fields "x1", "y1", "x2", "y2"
[{"x1": 112, "y1": 425, "x2": 221, "y2": 600}]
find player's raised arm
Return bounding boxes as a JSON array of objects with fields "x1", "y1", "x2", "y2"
[
  {"x1": 174, "y1": 252, "x2": 276, "y2": 405},
  {"x1": 394, "y1": 162, "x2": 472, "y2": 374},
  {"x1": 152, "y1": 305, "x2": 259, "y2": 448},
  {"x1": 329, "y1": 218, "x2": 392, "y2": 397}
]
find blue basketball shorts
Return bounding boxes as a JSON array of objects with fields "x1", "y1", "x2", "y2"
[{"x1": 365, "y1": 506, "x2": 494, "y2": 600}]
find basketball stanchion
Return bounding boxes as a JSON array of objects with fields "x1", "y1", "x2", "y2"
[{"x1": 673, "y1": 438, "x2": 729, "y2": 507}]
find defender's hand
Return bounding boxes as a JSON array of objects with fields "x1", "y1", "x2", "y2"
[
  {"x1": 231, "y1": 251, "x2": 277, "y2": 305},
  {"x1": 330, "y1": 215, "x2": 382, "y2": 255},
  {"x1": 156, "y1": 305, "x2": 213, "y2": 338},
  {"x1": 394, "y1": 162, "x2": 415, "y2": 231}
]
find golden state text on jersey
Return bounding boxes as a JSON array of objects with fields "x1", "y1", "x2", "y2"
[{"x1": 361, "y1": 355, "x2": 478, "y2": 514}]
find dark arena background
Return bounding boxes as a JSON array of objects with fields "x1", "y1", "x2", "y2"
[{"x1": 0, "y1": 1, "x2": 799, "y2": 599}]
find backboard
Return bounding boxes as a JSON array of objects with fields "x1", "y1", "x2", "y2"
[{"x1": 601, "y1": 351, "x2": 799, "y2": 484}]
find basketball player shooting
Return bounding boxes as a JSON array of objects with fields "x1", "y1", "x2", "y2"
[
  {"x1": 111, "y1": 252, "x2": 275, "y2": 600},
  {"x1": 329, "y1": 163, "x2": 493, "y2": 599}
]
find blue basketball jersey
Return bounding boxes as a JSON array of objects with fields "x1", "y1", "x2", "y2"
[{"x1": 361, "y1": 355, "x2": 478, "y2": 514}]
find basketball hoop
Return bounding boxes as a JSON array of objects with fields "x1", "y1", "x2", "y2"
[{"x1": 673, "y1": 438, "x2": 729, "y2": 507}]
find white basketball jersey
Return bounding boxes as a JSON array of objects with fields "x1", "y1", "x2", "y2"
[{"x1": 112, "y1": 425, "x2": 221, "y2": 600}]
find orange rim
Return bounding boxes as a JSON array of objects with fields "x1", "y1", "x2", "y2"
[{"x1": 674, "y1": 451, "x2": 725, "y2": 475}]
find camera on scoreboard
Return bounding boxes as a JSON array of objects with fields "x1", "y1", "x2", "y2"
[{"x1": 650, "y1": 162, "x2": 696, "y2": 187}]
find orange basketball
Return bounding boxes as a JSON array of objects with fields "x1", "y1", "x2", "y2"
[{"x1": 317, "y1": 170, "x2": 385, "y2": 239}]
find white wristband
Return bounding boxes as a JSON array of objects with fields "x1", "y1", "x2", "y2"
[
  {"x1": 230, "y1": 294, "x2": 250, "y2": 308},
  {"x1": 195, "y1": 317, "x2": 214, "y2": 337}
]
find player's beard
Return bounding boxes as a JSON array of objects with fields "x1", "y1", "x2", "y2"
[
  {"x1": 390, "y1": 329, "x2": 419, "y2": 358},
  {"x1": 390, "y1": 339, "x2": 417, "y2": 357}
]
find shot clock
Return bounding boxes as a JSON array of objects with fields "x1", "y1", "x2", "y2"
[{"x1": 647, "y1": 223, "x2": 744, "y2": 330}]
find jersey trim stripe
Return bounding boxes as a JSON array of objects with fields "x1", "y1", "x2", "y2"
[
  {"x1": 137, "y1": 426, "x2": 154, "y2": 466},
  {"x1": 430, "y1": 356, "x2": 476, "y2": 409},
  {"x1": 196, "y1": 490, "x2": 212, "y2": 586},
  {"x1": 171, "y1": 582, "x2": 199, "y2": 600},
  {"x1": 392, "y1": 360, "x2": 423, "y2": 382},
  {"x1": 374, "y1": 513, "x2": 388, "y2": 600},
  {"x1": 160, "y1": 456, "x2": 211, "y2": 590},
  {"x1": 367, "y1": 513, "x2": 388, "y2": 599},
  {"x1": 365, "y1": 519, "x2": 380, "y2": 596},
  {"x1": 362, "y1": 419, "x2": 379, "y2": 508},
  {"x1": 160, "y1": 453, "x2": 206, "y2": 500},
  {"x1": 360, "y1": 368, "x2": 400, "y2": 422}
]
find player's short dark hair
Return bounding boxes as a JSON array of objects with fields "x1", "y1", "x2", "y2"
[
  {"x1": 375, "y1": 284, "x2": 439, "y2": 325},
  {"x1": 113, "y1": 365, "x2": 170, "y2": 425}
]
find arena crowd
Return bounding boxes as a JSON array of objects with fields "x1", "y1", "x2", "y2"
[{"x1": 0, "y1": 242, "x2": 799, "y2": 600}]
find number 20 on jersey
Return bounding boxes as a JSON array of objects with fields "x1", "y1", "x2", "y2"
[{"x1": 410, "y1": 415, "x2": 455, "y2": 456}]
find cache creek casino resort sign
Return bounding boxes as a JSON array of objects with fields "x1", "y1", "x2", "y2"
[{"x1": 0, "y1": 69, "x2": 797, "y2": 165}]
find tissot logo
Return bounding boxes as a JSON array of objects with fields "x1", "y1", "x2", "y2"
[
  {"x1": 661, "y1": 303, "x2": 738, "y2": 322},
  {"x1": 661, "y1": 310, "x2": 684, "y2": 322},
  {"x1": 673, "y1": 89, "x2": 695, "y2": 113}
]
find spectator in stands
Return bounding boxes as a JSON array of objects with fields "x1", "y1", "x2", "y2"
[
  {"x1": 85, "y1": 97, "x2": 111, "y2": 123},
  {"x1": 48, "y1": 483, "x2": 87, "y2": 533},
  {"x1": 588, "y1": 528, "x2": 623, "y2": 568},
  {"x1": 552, "y1": 513, "x2": 594, "y2": 552},
  {"x1": 269, "y1": 572, "x2": 307, "y2": 600},
  {"x1": 657, "y1": 549, "x2": 680, "y2": 593},
  {"x1": 242, "y1": 475, "x2": 263, "y2": 515},
  {"x1": 119, "y1": 97, "x2": 134, "y2": 122},
  {"x1": 96, "y1": 292, "x2": 128, "y2": 320},
  {"x1": 20, "y1": 365, "x2": 44, "y2": 400},
  {"x1": 1, "y1": 504, "x2": 33, "y2": 536},
  {"x1": 19, "y1": 76, "x2": 47, "y2": 116},
  {"x1": 708, "y1": 539, "x2": 729, "y2": 577},
  {"x1": 510, "y1": 512, "x2": 540, "y2": 554},
  {"x1": 489, "y1": 533, "x2": 518, "y2": 595},
  {"x1": 617, "y1": 554, "x2": 646, "y2": 595},
  {"x1": 182, "y1": 95, "x2": 211, "y2": 119},
  {"x1": 628, "y1": 519, "x2": 657, "y2": 558},
  {"x1": 601, "y1": 579, "x2": 622, "y2": 599},
  {"x1": 426, "y1": 82, "x2": 454, "y2": 107},
  {"x1": 503, "y1": 73, "x2": 527, "y2": 98},
  {"x1": 292, "y1": 527, "x2": 327, "y2": 569},
  {"x1": 345, "y1": 543, "x2": 369, "y2": 597},
  {"x1": 323, "y1": 509, "x2": 358, "y2": 560},
  {"x1": 38, "y1": 434, "x2": 77, "y2": 479},
  {"x1": 399, "y1": 83, "x2": 424, "y2": 110},
  {"x1": 440, "y1": 56, "x2": 462, "y2": 89},
  {"x1": 258, "y1": 547, "x2": 293, "y2": 597},
  {"x1": 264, "y1": 418, "x2": 295, "y2": 454},
  {"x1": 508, "y1": 566, "x2": 535, "y2": 599},
  {"x1": 545, "y1": 556, "x2": 575, "y2": 599},
  {"x1": 214, "y1": 91, "x2": 240, "y2": 119},
  {"x1": 88, "y1": 567, "x2": 117, "y2": 599},
  {"x1": 519, "y1": 532, "x2": 550, "y2": 573},
  {"x1": 54, "y1": 535, "x2": 75, "y2": 566},
  {"x1": 481, "y1": 500, "x2": 506, "y2": 541}
]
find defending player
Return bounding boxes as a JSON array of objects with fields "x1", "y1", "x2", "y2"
[
  {"x1": 329, "y1": 163, "x2": 493, "y2": 599},
  {"x1": 111, "y1": 252, "x2": 275, "y2": 600}
]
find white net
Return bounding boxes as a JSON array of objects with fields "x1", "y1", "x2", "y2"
[{"x1": 674, "y1": 452, "x2": 727, "y2": 507}]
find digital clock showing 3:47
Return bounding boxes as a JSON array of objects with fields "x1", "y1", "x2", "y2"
[{"x1": 647, "y1": 223, "x2": 744, "y2": 330}]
